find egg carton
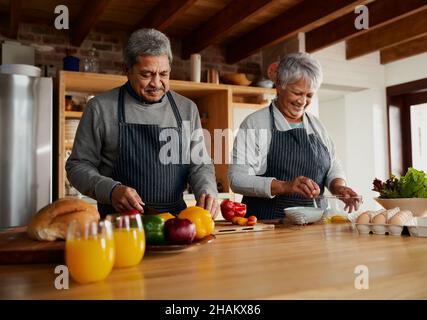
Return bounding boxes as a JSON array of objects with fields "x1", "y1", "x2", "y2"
[
  {"x1": 406, "y1": 225, "x2": 427, "y2": 237},
  {"x1": 354, "y1": 223, "x2": 406, "y2": 236},
  {"x1": 406, "y1": 217, "x2": 427, "y2": 237},
  {"x1": 355, "y1": 217, "x2": 427, "y2": 237}
]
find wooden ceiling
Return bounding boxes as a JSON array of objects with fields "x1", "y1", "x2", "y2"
[{"x1": 1, "y1": 0, "x2": 427, "y2": 64}]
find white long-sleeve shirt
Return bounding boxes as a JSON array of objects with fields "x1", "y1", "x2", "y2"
[{"x1": 229, "y1": 101, "x2": 346, "y2": 198}]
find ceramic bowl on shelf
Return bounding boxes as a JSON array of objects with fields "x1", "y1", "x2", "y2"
[
  {"x1": 253, "y1": 79, "x2": 274, "y2": 88},
  {"x1": 374, "y1": 197, "x2": 427, "y2": 217},
  {"x1": 221, "y1": 73, "x2": 251, "y2": 86}
]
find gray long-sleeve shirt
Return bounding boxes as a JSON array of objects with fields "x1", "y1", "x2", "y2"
[
  {"x1": 229, "y1": 101, "x2": 346, "y2": 198},
  {"x1": 65, "y1": 87, "x2": 217, "y2": 205}
]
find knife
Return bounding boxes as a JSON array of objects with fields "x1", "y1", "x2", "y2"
[{"x1": 143, "y1": 206, "x2": 161, "y2": 215}]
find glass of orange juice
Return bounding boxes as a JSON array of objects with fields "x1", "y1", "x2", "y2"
[
  {"x1": 65, "y1": 220, "x2": 115, "y2": 284},
  {"x1": 107, "y1": 213, "x2": 145, "y2": 268}
]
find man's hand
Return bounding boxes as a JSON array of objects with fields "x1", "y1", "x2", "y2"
[
  {"x1": 196, "y1": 193, "x2": 219, "y2": 219},
  {"x1": 111, "y1": 185, "x2": 144, "y2": 213}
]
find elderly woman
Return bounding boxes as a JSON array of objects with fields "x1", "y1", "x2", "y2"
[{"x1": 229, "y1": 52, "x2": 359, "y2": 219}]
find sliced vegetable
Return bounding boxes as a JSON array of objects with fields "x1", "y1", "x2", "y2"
[
  {"x1": 220, "y1": 199, "x2": 247, "y2": 221},
  {"x1": 231, "y1": 216, "x2": 248, "y2": 226}
]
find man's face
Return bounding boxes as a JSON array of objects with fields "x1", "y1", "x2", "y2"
[
  {"x1": 276, "y1": 78, "x2": 315, "y2": 122},
  {"x1": 126, "y1": 54, "x2": 170, "y2": 102}
]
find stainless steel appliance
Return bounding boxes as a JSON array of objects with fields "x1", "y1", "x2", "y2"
[{"x1": 0, "y1": 65, "x2": 52, "y2": 228}]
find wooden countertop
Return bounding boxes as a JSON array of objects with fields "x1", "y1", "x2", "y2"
[{"x1": 1, "y1": 223, "x2": 427, "y2": 299}]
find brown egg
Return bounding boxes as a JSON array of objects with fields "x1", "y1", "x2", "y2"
[
  {"x1": 398, "y1": 210, "x2": 413, "y2": 220},
  {"x1": 372, "y1": 213, "x2": 387, "y2": 224},
  {"x1": 385, "y1": 207, "x2": 400, "y2": 221},
  {"x1": 389, "y1": 210, "x2": 413, "y2": 225},
  {"x1": 356, "y1": 212, "x2": 371, "y2": 224},
  {"x1": 388, "y1": 213, "x2": 404, "y2": 225}
]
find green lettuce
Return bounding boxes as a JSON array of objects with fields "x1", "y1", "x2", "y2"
[
  {"x1": 399, "y1": 168, "x2": 427, "y2": 198},
  {"x1": 372, "y1": 168, "x2": 427, "y2": 198}
]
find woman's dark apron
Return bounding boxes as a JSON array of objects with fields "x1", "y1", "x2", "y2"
[
  {"x1": 98, "y1": 86, "x2": 189, "y2": 217},
  {"x1": 242, "y1": 104, "x2": 331, "y2": 219}
]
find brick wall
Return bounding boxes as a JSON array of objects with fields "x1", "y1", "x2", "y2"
[{"x1": 0, "y1": 23, "x2": 263, "y2": 82}]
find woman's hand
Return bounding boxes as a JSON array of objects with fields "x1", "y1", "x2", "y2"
[
  {"x1": 270, "y1": 176, "x2": 320, "y2": 198},
  {"x1": 330, "y1": 179, "x2": 361, "y2": 213},
  {"x1": 272, "y1": 177, "x2": 320, "y2": 198},
  {"x1": 288, "y1": 176, "x2": 320, "y2": 198},
  {"x1": 111, "y1": 184, "x2": 144, "y2": 213}
]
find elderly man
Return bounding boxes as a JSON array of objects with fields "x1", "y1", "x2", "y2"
[
  {"x1": 66, "y1": 28, "x2": 218, "y2": 217},
  {"x1": 229, "y1": 52, "x2": 360, "y2": 219}
]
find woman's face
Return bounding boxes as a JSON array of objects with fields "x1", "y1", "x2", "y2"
[{"x1": 276, "y1": 78, "x2": 315, "y2": 122}]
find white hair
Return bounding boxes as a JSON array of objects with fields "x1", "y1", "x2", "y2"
[
  {"x1": 276, "y1": 52, "x2": 323, "y2": 91},
  {"x1": 123, "y1": 28, "x2": 173, "y2": 68}
]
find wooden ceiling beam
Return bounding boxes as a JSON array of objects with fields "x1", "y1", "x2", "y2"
[
  {"x1": 346, "y1": 8, "x2": 427, "y2": 60},
  {"x1": 182, "y1": 0, "x2": 274, "y2": 59},
  {"x1": 8, "y1": 0, "x2": 22, "y2": 39},
  {"x1": 71, "y1": 0, "x2": 112, "y2": 47},
  {"x1": 137, "y1": 0, "x2": 197, "y2": 32},
  {"x1": 380, "y1": 34, "x2": 427, "y2": 64},
  {"x1": 225, "y1": 0, "x2": 367, "y2": 64},
  {"x1": 306, "y1": 0, "x2": 427, "y2": 53}
]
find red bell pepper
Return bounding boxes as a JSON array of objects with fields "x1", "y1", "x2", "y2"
[
  {"x1": 121, "y1": 209, "x2": 141, "y2": 216},
  {"x1": 220, "y1": 199, "x2": 247, "y2": 221}
]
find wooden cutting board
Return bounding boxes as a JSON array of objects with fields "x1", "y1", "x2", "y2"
[
  {"x1": 0, "y1": 221, "x2": 276, "y2": 264},
  {"x1": 214, "y1": 221, "x2": 275, "y2": 235},
  {"x1": 0, "y1": 227, "x2": 65, "y2": 265}
]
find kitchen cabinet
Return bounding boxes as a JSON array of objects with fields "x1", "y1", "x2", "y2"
[{"x1": 56, "y1": 71, "x2": 276, "y2": 202}]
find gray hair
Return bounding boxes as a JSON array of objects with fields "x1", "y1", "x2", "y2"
[
  {"x1": 123, "y1": 28, "x2": 173, "y2": 68},
  {"x1": 276, "y1": 52, "x2": 323, "y2": 91}
]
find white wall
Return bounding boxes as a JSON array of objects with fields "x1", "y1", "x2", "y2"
[
  {"x1": 313, "y1": 42, "x2": 386, "y2": 89},
  {"x1": 411, "y1": 104, "x2": 427, "y2": 172},
  {"x1": 385, "y1": 52, "x2": 427, "y2": 86},
  {"x1": 344, "y1": 89, "x2": 388, "y2": 210},
  {"x1": 318, "y1": 89, "x2": 388, "y2": 211},
  {"x1": 318, "y1": 97, "x2": 347, "y2": 172},
  {"x1": 314, "y1": 43, "x2": 388, "y2": 210}
]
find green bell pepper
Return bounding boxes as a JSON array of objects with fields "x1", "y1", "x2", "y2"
[{"x1": 142, "y1": 215, "x2": 166, "y2": 245}]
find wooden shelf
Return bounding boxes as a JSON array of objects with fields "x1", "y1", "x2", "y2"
[
  {"x1": 233, "y1": 102, "x2": 270, "y2": 110},
  {"x1": 65, "y1": 111, "x2": 83, "y2": 118}
]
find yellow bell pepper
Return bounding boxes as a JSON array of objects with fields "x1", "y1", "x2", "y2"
[
  {"x1": 157, "y1": 212, "x2": 175, "y2": 222},
  {"x1": 178, "y1": 206, "x2": 215, "y2": 239},
  {"x1": 330, "y1": 215, "x2": 349, "y2": 223}
]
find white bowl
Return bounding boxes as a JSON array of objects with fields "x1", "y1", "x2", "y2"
[
  {"x1": 374, "y1": 198, "x2": 427, "y2": 217},
  {"x1": 284, "y1": 207, "x2": 324, "y2": 224}
]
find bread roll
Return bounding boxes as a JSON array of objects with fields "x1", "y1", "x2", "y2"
[{"x1": 27, "y1": 197, "x2": 100, "y2": 241}]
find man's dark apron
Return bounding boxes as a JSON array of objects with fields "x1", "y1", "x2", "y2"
[
  {"x1": 98, "y1": 86, "x2": 189, "y2": 217},
  {"x1": 242, "y1": 104, "x2": 331, "y2": 219}
]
